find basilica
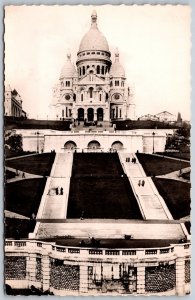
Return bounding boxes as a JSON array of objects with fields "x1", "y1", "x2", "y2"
[{"x1": 50, "y1": 10, "x2": 135, "y2": 122}]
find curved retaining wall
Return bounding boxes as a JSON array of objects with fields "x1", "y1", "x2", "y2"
[{"x1": 5, "y1": 240, "x2": 190, "y2": 296}]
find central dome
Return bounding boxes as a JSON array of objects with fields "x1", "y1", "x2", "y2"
[{"x1": 79, "y1": 10, "x2": 109, "y2": 53}]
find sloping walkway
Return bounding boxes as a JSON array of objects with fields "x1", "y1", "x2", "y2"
[
  {"x1": 5, "y1": 166, "x2": 42, "y2": 183},
  {"x1": 4, "y1": 210, "x2": 30, "y2": 220},
  {"x1": 156, "y1": 166, "x2": 191, "y2": 183},
  {"x1": 152, "y1": 153, "x2": 190, "y2": 163},
  {"x1": 36, "y1": 153, "x2": 73, "y2": 220},
  {"x1": 5, "y1": 153, "x2": 37, "y2": 161},
  {"x1": 119, "y1": 153, "x2": 172, "y2": 220}
]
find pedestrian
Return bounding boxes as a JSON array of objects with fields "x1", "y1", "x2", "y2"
[
  {"x1": 60, "y1": 187, "x2": 63, "y2": 195},
  {"x1": 22, "y1": 172, "x2": 25, "y2": 178},
  {"x1": 142, "y1": 180, "x2": 145, "y2": 187}
]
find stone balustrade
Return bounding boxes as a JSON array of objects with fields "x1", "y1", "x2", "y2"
[{"x1": 5, "y1": 239, "x2": 191, "y2": 295}]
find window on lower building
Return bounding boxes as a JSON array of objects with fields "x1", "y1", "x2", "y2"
[{"x1": 89, "y1": 87, "x2": 93, "y2": 98}]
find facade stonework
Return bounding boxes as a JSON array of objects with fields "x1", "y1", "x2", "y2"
[{"x1": 50, "y1": 11, "x2": 135, "y2": 122}]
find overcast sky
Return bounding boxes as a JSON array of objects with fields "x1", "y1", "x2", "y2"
[{"x1": 4, "y1": 5, "x2": 191, "y2": 120}]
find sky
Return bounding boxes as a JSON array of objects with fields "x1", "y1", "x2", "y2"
[{"x1": 4, "y1": 5, "x2": 191, "y2": 120}]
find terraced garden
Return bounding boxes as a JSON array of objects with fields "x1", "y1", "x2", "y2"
[
  {"x1": 5, "y1": 153, "x2": 55, "y2": 176},
  {"x1": 136, "y1": 153, "x2": 190, "y2": 176}
]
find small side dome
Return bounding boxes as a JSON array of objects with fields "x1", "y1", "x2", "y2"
[
  {"x1": 110, "y1": 49, "x2": 125, "y2": 78},
  {"x1": 60, "y1": 52, "x2": 76, "y2": 79}
]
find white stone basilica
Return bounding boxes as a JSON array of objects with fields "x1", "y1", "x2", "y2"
[{"x1": 50, "y1": 10, "x2": 135, "y2": 122}]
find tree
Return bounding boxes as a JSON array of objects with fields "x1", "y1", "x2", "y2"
[{"x1": 6, "y1": 134, "x2": 23, "y2": 153}]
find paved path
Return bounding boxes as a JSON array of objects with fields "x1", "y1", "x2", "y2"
[
  {"x1": 5, "y1": 166, "x2": 43, "y2": 183},
  {"x1": 5, "y1": 153, "x2": 37, "y2": 161},
  {"x1": 119, "y1": 153, "x2": 172, "y2": 220},
  {"x1": 156, "y1": 166, "x2": 191, "y2": 183},
  {"x1": 35, "y1": 220, "x2": 185, "y2": 240},
  {"x1": 152, "y1": 153, "x2": 190, "y2": 163},
  {"x1": 36, "y1": 153, "x2": 73, "y2": 220},
  {"x1": 4, "y1": 210, "x2": 30, "y2": 220}
]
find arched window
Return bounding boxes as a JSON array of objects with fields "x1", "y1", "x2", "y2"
[
  {"x1": 101, "y1": 66, "x2": 104, "y2": 75},
  {"x1": 120, "y1": 109, "x2": 122, "y2": 118},
  {"x1": 79, "y1": 68, "x2": 81, "y2": 76},
  {"x1": 97, "y1": 65, "x2": 100, "y2": 74},
  {"x1": 62, "y1": 109, "x2": 64, "y2": 117},
  {"x1": 99, "y1": 94, "x2": 101, "y2": 101},
  {"x1": 110, "y1": 81, "x2": 113, "y2": 87},
  {"x1": 81, "y1": 94, "x2": 83, "y2": 101},
  {"x1": 83, "y1": 66, "x2": 85, "y2": 75},
  {"x1": 89, "y1": 87, "x2": 93, "y2": 98}
]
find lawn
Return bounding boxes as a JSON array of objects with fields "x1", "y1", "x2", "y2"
[
  {"x1": 68, "y1": 153, "x2": 142, "y2": 219},
  {"x1": 136, "y1": 153, "x2": 190, "y2": 176},
  {"x1": 5, "y1": 218, "x2": 36, "y2": 239},
  {"x1": 182, "y1": 171, "x2": 190, "y2": 181},
  {"x1": 5, "y1": 169, "x2": 16, "y2": 180},
  {"x1": 72, "y1": 153, "x2": 124, "y2": 177},
  {"x1": 67, "y1": 177, "x2": 142, "y2": 219},
  {"x1": 5, "y1": 153, "x2": 55, "y2": 176},
  {"x1": 152, "y1": 178, "x2": 191, "y2": 219},
  {"x1": 5, "y1": 178, "x2": 47, "y2": 218}
]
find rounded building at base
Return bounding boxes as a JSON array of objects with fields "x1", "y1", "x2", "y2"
[{"x1": 50, "y1": 10, "x2": 136, "y2": 121}]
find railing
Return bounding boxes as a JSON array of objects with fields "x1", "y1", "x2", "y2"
[{"x1": 5, "y1": 239, "x2": 191, "y2": 259}]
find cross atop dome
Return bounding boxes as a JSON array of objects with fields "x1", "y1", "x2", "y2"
[
  {"x1": 67, "y1": 50, "x2": 71, "y2": 61},
  {"x1": 91, "y1": 10, "x2": 97, "y2": 27},
  {"x1": 115, "y1": 48, "x2": 119, "y2": 62}
]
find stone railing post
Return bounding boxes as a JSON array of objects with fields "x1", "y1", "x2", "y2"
[
  {"x1": 26, "y1": 253, "x2": 37, "y2": 287},
  {"x1": 42, "y1": 255, "x2": 50, "y2": 292},
  {"x1": 136, "y1": 264, "x2": 145, "y2": 294},
  {"x1": 79, "y1": 263, "x2": 88, "y2": 293},
  {"x1": 175, "y1": 257, "x2": 185, "y2": 296}
]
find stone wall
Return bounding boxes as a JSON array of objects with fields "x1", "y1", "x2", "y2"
[{"x1": 20, "y1": 130, "x2": 166, "y2": 154}]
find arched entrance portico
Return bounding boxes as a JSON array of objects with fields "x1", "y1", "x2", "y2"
[
  {"x1": 111, "y1": 141, "x2": 124, "y2": 152},
  {"x1": 87, "y1": 108, "x2": 94, "y2": 122},
  {"x1": 97, "y1": 108, "x2": 103, "y2": 121},
  {"x1": 64, "y1": 141, "x2": 77, "y2": 152},
  {"x1": 78, "y1": 108, "x2": 84, "y2": 121},
  {"x1": 87, "y1": 140, "x2": 101, "y2": 152}
]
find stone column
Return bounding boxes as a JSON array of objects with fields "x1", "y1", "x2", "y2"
[
  {"x1": 175, "y1": 258, "x2": 185, "y2": 296},
  {"x1": 79, "y1": 263, "x2": 88, "y2": 293},
  {"x1": 26, "y1": 253, "x2": 37, "y2": 287},
  {"x1": 42, "y1": 255, "x2": 50, "y2": 292},
  {"x1": 136, "y1": 265, "x2": 145, "y2": 294}
]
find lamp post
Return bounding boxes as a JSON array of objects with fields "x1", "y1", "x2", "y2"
[
  {"x1": 35, "y1": 131, "x2": 40, "y2": 153},
  {"x1": 152, "y1": 132, "x2": 155, "y2": 154}
]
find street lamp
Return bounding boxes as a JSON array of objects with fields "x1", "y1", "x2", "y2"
[
  {"x1": 152, "y1": 132, "x2": 155, "y2": 154},
  {"x1": 35, "y1": 131, "x2": 40, "y2": 153}
]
